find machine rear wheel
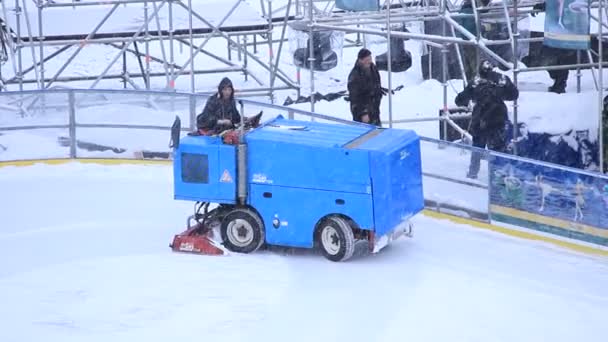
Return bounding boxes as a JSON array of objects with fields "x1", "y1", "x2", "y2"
[
  {"x1": 220, "y1": 208, "x2": 265, "y2": 254},
  {"x1": 317, "y1": 216, "x2": 355, "y2": 262}
]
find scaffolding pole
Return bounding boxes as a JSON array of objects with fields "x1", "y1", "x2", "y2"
[
  {"x1": 144, "y1": 1, "x2": 151, "y2": 89},
  {"x1": 1, "y1": 0, "x2": 20, "y2": 79},
  {"x1": 151, "y1": 0, "x2": 171, "y2": 87},
  {"x1": 1, "y1": 0, "x2": 299, "y2": 95},
  {"x1": 14, "y1": 0, "x2": 23, "y2": 91},
  {"x1": 41, "y1": 0, "x2": 164, "y2": 8},
  {"x1": 19, "y1": 0, "x2": 39, "y2": 87},
  {"x1": 600, "y1": 0, "x2": 604, "y2": 173},
  {"x1": 308, "y1": 0, "x2": 315, "y2": 115},
  {"x1": 312, "y1": 22, "x2": 478, "y2": 45},
  {"x1": 168, "y1": 0, "x2": 240, "y2": 83},
  {"x1": 45, "y1": 3, "x2": 120, "y2": 89},
  {"x1": 168, "y1": 0, "x2": 174, "y2": 88},
  {"x1": 5, "y1": 44, "x2": 71, "y2": 83},
  {"x1": 188, "y1": 0, "x2": 194, "y2": 92},
  {"x1": 89, "y1": 0, "x2": 167, "y2": 89},
  {"x1": 37, "y1": 0, "x2": 43, "y2": 89},
  {"x1": 386, "y1": 0, "x2": 393, "y2": 128},
  {"x1": 512, "y1": 0, "x2": 520, "y2": 155},
  {"x1": 268, "y1": 0, "x2": 275, "y2": 103},
  {"x1": 441, "y1": 0, "x2": 448, "y2": 137},
  {"x1": 270, "y1": 0, "x2": 293, "y2": 100}
]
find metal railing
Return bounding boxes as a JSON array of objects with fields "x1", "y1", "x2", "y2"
[{"x1": 1, "y1": 88, "x2": 607, "y2": 247}]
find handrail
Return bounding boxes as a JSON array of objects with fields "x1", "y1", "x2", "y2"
[
  {"x1": 0, "y1": 124, "x2": 71, "y2": 131},
  {"x1": 1, "y1": 88, "x2": 605, "y2": 179}
]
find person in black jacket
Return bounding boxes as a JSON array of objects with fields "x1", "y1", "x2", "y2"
[
  {"x1": 455, "y1": 60, "x2": 519, "y2": 179},
  {"x1": 347, "y1": 48, "x2": 385, "y2": 126},
  {"x1": 196, "y1": 77, "x2": 241, "y2": 134}
]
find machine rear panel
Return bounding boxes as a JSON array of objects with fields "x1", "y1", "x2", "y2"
[{"x1": 362, "y1": 130, "x2": 424, "y2": 237}]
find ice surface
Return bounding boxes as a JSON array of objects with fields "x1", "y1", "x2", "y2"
[{"x1": 0, "y1": 163, "x2": 607, "y2": 342}]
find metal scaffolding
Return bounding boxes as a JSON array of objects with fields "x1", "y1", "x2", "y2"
[
  {"x1": 0, "y1": 0, "x2": 605, "y2": 171},
  {"x1": 0, "y1": 0, "x2": 300, "y2": 97},
  {"x1": 277, "y1": 0, "x2": 605, "y2": 172}
]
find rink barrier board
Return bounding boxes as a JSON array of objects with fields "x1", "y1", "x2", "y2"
[
  {"x1": 489, "y1": 153, "x2": 608, "y2": 249},
  {"x1": 0, "y1": 158, "x2": 172, "y2": 167},
  {"x1": 491, "y1": 205, "x2": 608, "y2": 245},
  {"x1": 1, "y1": 158, "x2": 607, "y2": 258}
]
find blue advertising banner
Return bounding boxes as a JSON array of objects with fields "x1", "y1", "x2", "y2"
[
  {"x1": 543, "y1": 0, "x2": 591, "y2": 50},
  {"x1": 489, "y1": 155, "x2": 608, "y2": 246},
  {"x1": 335, "y1": 0, "x2": 380, "y2": 12}
]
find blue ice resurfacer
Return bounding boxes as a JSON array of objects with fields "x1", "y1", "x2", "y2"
[{"x1": 169, "y1": 115, "x2": 424, "y2": 262}]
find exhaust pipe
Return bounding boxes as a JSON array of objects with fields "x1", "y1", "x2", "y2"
[{"x1": 237, "y1": 143, "x2": 247, "y2": 205}]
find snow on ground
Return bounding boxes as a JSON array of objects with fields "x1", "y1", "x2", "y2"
[
  {"x1": 0, "y1": 162, "x2": 607, "y2": 342},
  {"x1": 0, "y1": 129, "x2": 70, "y2": 160},
  {"x1": 516, "y1": 91, "x2": 600, "y2": 135}
]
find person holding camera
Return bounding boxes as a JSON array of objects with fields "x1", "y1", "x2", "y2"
[{"x1": 455, "y1": 60, "x2": 519, "y2": 179}]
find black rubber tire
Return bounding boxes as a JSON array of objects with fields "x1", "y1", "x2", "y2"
[
  {"x1": 316, "y1": 216, "x2": 355, "y2": 262},
  {"x1": 220, "y1": 208, "x2": 265, "y2": 254}
]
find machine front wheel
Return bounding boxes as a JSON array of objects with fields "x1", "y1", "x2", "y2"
[
  {"x1": 317, "y1": 216, "x2": 355, "y2": 262},
  {"x1": 220, "y1": 208, "x2": 265, "y2": 254}
]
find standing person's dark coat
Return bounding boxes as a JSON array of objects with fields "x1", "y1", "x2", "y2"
[
  {"x1": 455, "y1": 60, "x2": 519, "y2": 178},
  {"x1": 347, "y1": 48, "x2": 384, "y2": 126},
  {"x1": 196, "y1": 77, "x2": 241, "y2": 134}
]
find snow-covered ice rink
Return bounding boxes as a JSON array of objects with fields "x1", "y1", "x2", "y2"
[{"x1": 1, "y1": 162, "x2": 607, "y2": 342}]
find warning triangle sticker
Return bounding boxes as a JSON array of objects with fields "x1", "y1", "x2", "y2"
[{"x1": 220, "y1": 169, "x2": 233, "y2": 183}]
